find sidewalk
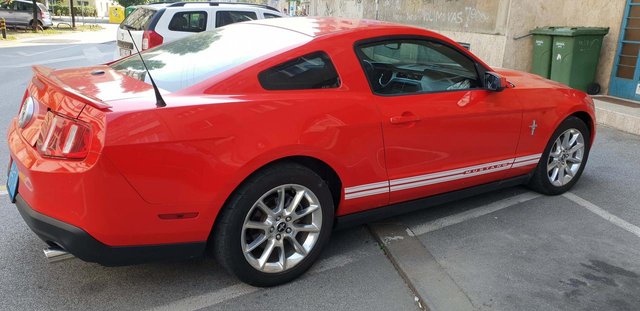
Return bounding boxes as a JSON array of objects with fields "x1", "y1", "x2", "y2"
[
  {"x1": 593, "y1": 96, "x2": 640, "y2": 136},
  {"x1": 0, "y1": 23, "x2": 117, "y2": 47},
  {"x1": 52, "y1": 15, "x2": 112, "y2": 25}
]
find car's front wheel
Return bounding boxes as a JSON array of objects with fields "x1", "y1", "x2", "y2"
[
  {"x1": 529, "y1": 116, "x2": 591, "y2": 195},
  {"x1": 211, "y1": 163, "x2": 334, "y2": 287}
]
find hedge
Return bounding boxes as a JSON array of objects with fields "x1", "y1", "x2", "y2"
[{"x1": 50, "y1": 4, "x2": 97, "y2": 17}]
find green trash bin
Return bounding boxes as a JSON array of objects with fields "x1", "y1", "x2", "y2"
[
  {"x1": 125, "y1": 6, "x2": 137, "y2": 19},
  {"x1": 549, "y1": 27, "x2": 609, "y2": 94},
  {"x1": 530, "y1": 27, "x2": 556, "y2": 79}
]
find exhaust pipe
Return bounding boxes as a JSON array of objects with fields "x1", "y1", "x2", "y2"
[{"x1": 43, "y1": 247, "x2": 75, "y2": 263}]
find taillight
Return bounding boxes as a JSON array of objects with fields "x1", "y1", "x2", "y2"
[
  {"x1": 142, "y1": 30, "x2": 163, "y2": 50},
  {"x1": 36, "y1": 112, "x2": 91, "y2": 159}
]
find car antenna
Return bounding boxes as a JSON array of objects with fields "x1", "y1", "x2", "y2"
[{"x1": 126, "y1": 29, "x2": 166, "y2": 108}]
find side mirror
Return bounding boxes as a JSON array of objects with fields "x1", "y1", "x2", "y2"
[{"x1": 485, "y1": 72, "x2": 509, "y2": 92}]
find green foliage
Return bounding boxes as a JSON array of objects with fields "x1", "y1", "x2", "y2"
[
  {"x1": 50, "y1": 4, "x2": 97, "y2": 16},
  {"x1": 115, "y1": 0, "x2": 148, "y2": 9}
]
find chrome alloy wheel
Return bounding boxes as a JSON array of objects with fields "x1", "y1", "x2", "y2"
[
  {"x1": 547, "y1": 128, "x2": 585, "y2": 187},
  {"x1": 241, "y1": 184, "x2": 323, "y2": 273}
]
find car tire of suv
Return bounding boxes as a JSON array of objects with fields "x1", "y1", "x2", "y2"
[
  {"x1": 528, "y1": 116, "x2": 591, "y2": 195},
  {"x1": 210, "y1": 162, "x2": 334, "y2": 287}
]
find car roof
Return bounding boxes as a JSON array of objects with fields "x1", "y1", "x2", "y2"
[
  {"x1": 141, "y1": 2, "x2": 278, "y2": 10},
  {"x1": 245, "y1": 17, "x2": 423, "y2": 38}
]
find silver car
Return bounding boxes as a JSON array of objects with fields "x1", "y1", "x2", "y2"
[{"x1": 0, "y1": 0, "x2": 53, "y2": 29}]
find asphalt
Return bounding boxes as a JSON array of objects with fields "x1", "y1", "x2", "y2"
[{"x1": 391, "y1": 126, "x2": 640, "y2": 311}]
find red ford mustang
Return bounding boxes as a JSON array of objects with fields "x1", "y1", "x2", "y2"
[{"x1": 7, "y1": 17, "x2": 595, "y2": 286}]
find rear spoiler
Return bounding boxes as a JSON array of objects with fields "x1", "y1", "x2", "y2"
[{"x1": 32, "y1": 65, "x2": 113, "y2": 110}]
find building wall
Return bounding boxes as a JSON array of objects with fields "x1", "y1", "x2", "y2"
[{"x1": 309, "y1": 0, "x2": 626, "y2": 94}]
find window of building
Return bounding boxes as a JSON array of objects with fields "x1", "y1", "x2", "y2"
[
  {"x1": 168, "y1": 11, "x2": 208, "y2": 32},
  {"x1": 215, "y1": 11, "x2": 257, "y2": 28},
  {"x1": 259, "y1": 52, "x2": 341, "y2": 90}
]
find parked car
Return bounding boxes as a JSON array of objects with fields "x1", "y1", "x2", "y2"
[
  {"x1": 0, "y1": 0, "x2": 52, "y2": 29},
  {"x1": 114, "y1": 1, "x2": 285, "y2": 59},
  {"x1": 8, "y1": 17, "x2": 595, "y2": 287}
]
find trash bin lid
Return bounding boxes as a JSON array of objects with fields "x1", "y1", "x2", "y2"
[{"x1": 530, "y1": 27, "x2": 609, "y2": 36}]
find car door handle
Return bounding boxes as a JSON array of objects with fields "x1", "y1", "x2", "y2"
[{"x1": 390, "y1": 113, "x2": 420, "y2": 124}]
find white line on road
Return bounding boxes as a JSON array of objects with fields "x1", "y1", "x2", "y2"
[
  {"x1": 411, "y1": 192, "x2": 542, "y2": 236},
  {"x1": 148, "y1": 250, "x2": 367, "y2": 311},
  {"x1": 16, "y1": 45, "x2": 77, "y2": 57},
  {"x1": 0, "y1": 51, "x2": 113, "y2": 68},
  {"x1": 563, "y1": 192, "x2": 640, "y2": 238}
]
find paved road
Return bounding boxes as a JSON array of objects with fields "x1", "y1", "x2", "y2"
[
  {"x1": 395, "y1": 126, "x2": 640, "y2": 311},
  {"x1": 2, "y1": 35, "x2": 640, "y2": 311}
]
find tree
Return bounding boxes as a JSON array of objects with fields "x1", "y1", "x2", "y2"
[
  {"x1": 31, "y1": 0, "x2": 38, "y2": 32},
  {"x1": 116, "y1": 0, "x2": 148, "y2": 9}
]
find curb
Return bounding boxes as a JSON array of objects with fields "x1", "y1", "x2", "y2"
[
  {"x1": 368, "y1": 222, "x2": 475, "y2": 311},
  {"x1": 595, "y1": 107, "x2": 640, "y2": 136},
  {"x1": 593, "y1": 98, "x2": 640, "y2": 136}
]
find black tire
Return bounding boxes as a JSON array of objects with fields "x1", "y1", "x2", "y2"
[
  {"x1": 210, "y1": 162, "x2": 334, "y2": 287},
  {"x1": 528, "y1": 116, "x2": 591, "y2": 195},
  {"x1": 29, "y1": 20, "x2": 43, "y2": 31},
  {"x1": 586, "y1": 82, "x2": 601, "y2": 95}
]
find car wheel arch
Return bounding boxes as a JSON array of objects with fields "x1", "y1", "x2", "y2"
[
  {"x1": 207, "y1": 155, "x2": 343, "y2": 244},
  {"x1": 569, "y1": 111, "x2": 594, "y2": 145}
]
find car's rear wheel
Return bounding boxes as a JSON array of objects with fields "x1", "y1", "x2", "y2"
[
  {"x1": 211, "y1": 163, "x2": 334, "y2": 287},
  {"x1": 529, "y1": 116, "x2": 591, "y2": 195}
]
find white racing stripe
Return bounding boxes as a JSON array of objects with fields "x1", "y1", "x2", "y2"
[
  {"x1": 344, "y1": 181, "x2": 389, "y2": 194},
  {"x1": 148, "y1": 251, "x2": 367, "y2": 311},
  {"x1": 345, "y1": 187, "x2": 389, "y2": 200},
  {"x1": 344, "y1": 153, "x2": 542, "y2": 200},
  {"x1": 390, "y1": 161, "x2": 513, "y2": 192},
  {"x1": 390, "y1": 159, "x2": 514, "y2": 187},
  {"x1": 411, "y1": 192, "x2": 542, "y2": 235},
  {"x1": 563, "y1": 192, "x2": 640, "y2": 238}
]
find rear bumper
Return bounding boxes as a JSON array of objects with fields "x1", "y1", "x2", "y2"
[{"x1": 15, "y1": 194, "x2": 206, "y2": 266}]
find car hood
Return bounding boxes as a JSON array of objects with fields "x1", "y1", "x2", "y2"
[{"x1": 494, "y1": 68, "x2": 570, "y2": 90}]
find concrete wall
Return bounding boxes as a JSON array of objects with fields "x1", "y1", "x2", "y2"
[{"x1": 309, "y1": 0, "x2": 626, "y2": 94}]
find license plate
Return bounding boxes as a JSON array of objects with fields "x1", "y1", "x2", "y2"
[
  {"x1": 7, "y1": 160, "x2": 19, "y2": 203},
  {"x1": 120, "y1": 48, "x2": 132, "y2": 57}
]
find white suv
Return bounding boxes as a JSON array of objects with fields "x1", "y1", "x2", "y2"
[{"x1": 115, "y1": 2, "x2": 285, "y2": 59}]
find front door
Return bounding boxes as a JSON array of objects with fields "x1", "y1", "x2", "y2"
[
  {"x1": 355, "y1": 38, "x2": 522, "y2": 204},
  {"x1": 610, "y1": 0, "x2": 640, "y2": 101}
]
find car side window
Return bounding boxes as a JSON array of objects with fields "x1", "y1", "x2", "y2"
[
  {"x1": 259, "y1": 52, "x2": 341, "y2": 90},
  {"x1": 16, "y1": 1, "x2": 31, "y2": 11},
  {"x1": 168, "y1": 11, "x2": 207, "y2": 33},
  {"x1": 356, "y1": 39, "x2": 481, "y2": 95},
  {"x1": 216, "y1": 11, "x2": 257, "y2": 28},
  {"x1": 264, "y1": 13, "x2": 281, "y2": 19}
]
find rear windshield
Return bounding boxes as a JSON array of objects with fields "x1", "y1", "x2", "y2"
[
  {"x1": 110, "y1": 24, "x2": 312, "y2": 92},
  {"x1": 120, "y1": 7, "x2": 157, "y2": 31}
]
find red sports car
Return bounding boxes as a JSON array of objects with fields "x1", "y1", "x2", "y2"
[{"x1": 7, "y1": 17, "x2": 595, "y2": 286}]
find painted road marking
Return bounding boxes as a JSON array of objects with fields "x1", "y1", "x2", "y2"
[
  {"x1": 0, "y1": 185, "x2": 7, "y2": 196},
  {"x1": 148, "y1": 250, "x2": 367, "y2": 311},
  {"x1": 0, "y1": 51, "x2": 113, "y2": 68},
  {"x1": 411, "y1": 192, "x2": 542, "y2": 236},
  {"x1": 563, "y1": 192, "x2": 640, "y2": 238}
]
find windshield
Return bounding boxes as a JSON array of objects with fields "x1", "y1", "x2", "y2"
[
  {"x1": 120, "y1": 7, "x2": 157, "y2": 31},
  {"x1": 110, "y1": 24, "x2": 312, "y2": 92}
]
